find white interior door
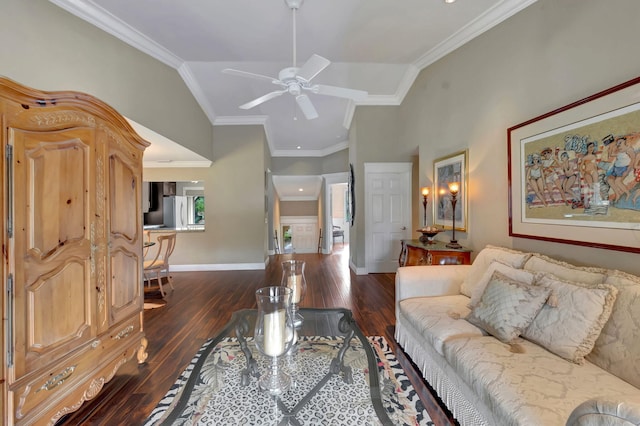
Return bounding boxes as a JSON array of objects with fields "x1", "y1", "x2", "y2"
[
  {"x1": 365, "y1": 163, "x2": 412, "y2": 273},
  {"x1": 280, "y1": 216, "x2": 318, "y2": 254}
]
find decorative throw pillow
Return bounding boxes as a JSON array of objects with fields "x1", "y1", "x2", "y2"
[
  {"x1": 460, "y1": 245, "x2": 532, "y2": 297},
  {"x1": 588, "y1": 270, "x2": 640, "y2": 388},
  {"x1": 523, "y1": 274, "x2": 618, "y2": 364},
  {"x1": 466, "y1": 271, "x2": 551, "y2": 343},
  {"x1": 523, "y1": 254, "x2": 606, "y2": 285},
  {"x1": 469, "y1": 260, "x2": 536, "y2": 308}
]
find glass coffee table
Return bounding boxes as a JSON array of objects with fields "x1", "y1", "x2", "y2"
[{"x1": 151, "y1": 308, "x2": 395, "y2": 425}]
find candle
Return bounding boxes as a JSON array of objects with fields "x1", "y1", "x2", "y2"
[
  {"x1": 287, "y1": 275, "x2": 302, "y2": 303},
  {"x1": 263, "y1": 309, "x2": 286, "y2": 356}
]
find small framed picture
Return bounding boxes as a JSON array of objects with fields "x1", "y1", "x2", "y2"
[{"x1": 433, "y1": 150, "x2": 468, "y2": 231}]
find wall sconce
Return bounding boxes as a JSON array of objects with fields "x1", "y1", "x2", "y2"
[{"x1": 446, "y1": 182, "x2": 462, "y2": 249}]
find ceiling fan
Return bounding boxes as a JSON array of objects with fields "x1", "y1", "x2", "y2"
[{"x1": 222, "y1": 0, "x2": 368, "y2": 120}]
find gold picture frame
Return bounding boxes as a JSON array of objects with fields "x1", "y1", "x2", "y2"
[{"x1": 433, "y1": 150, "x2": 468, "y2": 231}]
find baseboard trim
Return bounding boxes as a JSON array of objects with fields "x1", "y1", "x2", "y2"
[
  {"x1": 170, "y1": 262, "x2": 266, "y2": 271},
  {"x1": 350, "y1": 260, "x2": 368, "y2": 275}
]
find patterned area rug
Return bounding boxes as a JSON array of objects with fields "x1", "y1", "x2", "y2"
[{"x1": 144, "y1": 336, "x2": 433, "y2": 425}]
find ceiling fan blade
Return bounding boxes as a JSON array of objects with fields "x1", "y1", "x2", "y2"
[
  {"x1": 239, "y1": 90, "x2": 287, "y2": 110},
  {"x1": 222, "y1": 68, "x2": 280, "y2": 85},
  {"x1": 295, "y1": 94, "x2": 319, "y2": 120},
  {"x1": 310, "y1": 84, "x2": 368, "y2": 101},
  {"x1": 296, "y1": 54, "x2": 331, "y2": 83}
]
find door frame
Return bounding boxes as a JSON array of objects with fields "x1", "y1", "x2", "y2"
[
  {"x1": 322, "y1": 172, "x2": 348, "y2": 254},
  {"x1": 364, "y1": 162, "x2": 412, "y2": 273}
]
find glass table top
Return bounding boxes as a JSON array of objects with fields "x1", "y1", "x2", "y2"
[{"x1": 158, "y1": 308, "x2": 394, "y2": 425}]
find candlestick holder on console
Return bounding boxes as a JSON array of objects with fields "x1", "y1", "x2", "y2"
[
  {"x1": 446, "y1": 182, "x2": 462, "y2": 249},
  {"x1": 417, "y1": 186, "x2": 440, "y2": 244}
]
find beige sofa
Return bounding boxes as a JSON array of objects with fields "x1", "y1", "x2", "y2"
[{"x1": 395, "y1": 245, "x2": 640, "y2": 426}]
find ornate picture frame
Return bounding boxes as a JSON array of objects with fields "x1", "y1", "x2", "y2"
[
  {"x1": 433, "y1": 150, "x2": 468, "y2": 231},
  {"x1": 508, "y1": 76, "x2": 640, "y2": 253}
]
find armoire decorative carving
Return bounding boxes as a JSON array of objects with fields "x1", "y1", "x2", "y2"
[{"x1": 0, "y1": 77, "x2": 149, "y2": 425}]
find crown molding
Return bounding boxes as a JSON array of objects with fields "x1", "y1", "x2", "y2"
[
  {"x1": 214, "y1": 115, "x2": 269, "y2": 126},
  {"x1": 271, "y1": 141, "x2": 348, "y2": 158},
  {"x1": 215, "y1": 115, "x2": 347, "y2": 158},
  {"x1": 49, "y1": 0, "x2": 183, "y2": 69},
  {"x1": 414, "y1": 0, "x2": 538, "y2": 70},
  {"x1": 178, "y1": 63, "x2": 217, "y2": 123},
  {"x1": 343, "y1": 100, "x2": 357, "y2": 129}
]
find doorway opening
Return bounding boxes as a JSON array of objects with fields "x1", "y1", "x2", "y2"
[
  {"x1": 282, "y1": 225, "x2": 293, "y2": 253},
  {"x1": 330, "y1": 182, "x2": 349, "y2": 246}
]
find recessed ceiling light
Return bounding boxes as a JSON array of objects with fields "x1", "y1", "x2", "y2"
[
  {"x1": 298, "y1": 188, "x2": 304, "y2": 192},
  {"x1": 296, "y1": 146, "x2": 301, "y2": 149},
  {"x1": 445, "y1": 0, "x2": 456, "y2": 3}
]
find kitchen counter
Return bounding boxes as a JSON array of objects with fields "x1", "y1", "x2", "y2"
[{"x1": 143, "y1": 225, "x2": 205, "y2": 232}]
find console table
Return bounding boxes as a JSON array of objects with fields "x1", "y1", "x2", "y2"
[{"x1": 399, "y1": 239, "x2": 472, "y2": 266}]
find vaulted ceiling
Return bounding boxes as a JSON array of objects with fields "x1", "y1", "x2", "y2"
[{"x1": 50, "y1": 0, "x2": 536, "y2": 160}]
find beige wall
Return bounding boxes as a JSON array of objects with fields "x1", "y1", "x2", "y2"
[
  {"x1": 271, "y1": 149, "x2": 348, "y2": 175},
  {"x1": 349, "y1": 106, "x2": 418, "y2": 269},
  {"x1": 280, "y1": 201, "x2": 319, "y2": 217},
  {"x1": 0, "y1": 0, "x2": 213, "y2": 160},
  {"x1": 144, "y1": 125, "x2": 268, "y2": 266},
  {"x1": 395, "y1": 0, "x2": 640, "y2": 274}
]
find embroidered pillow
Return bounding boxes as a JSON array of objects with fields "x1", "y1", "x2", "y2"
[
  {"x1": 589, "y1": 270, "x2": 640, "y2": 388},
  {"x1": 523, "y1": 274, "x2": 618, "y2": 364},
  {"x1": 466, "y1": 271, "x2": 551, "y2": 343},
  {"x1": 469, "y1": 260, "x2": 536, "y2": 308},
  {"x1": 523, "y1": 254, "x2": 606, "y2": 285},
  {"x1": 460, "y1": 245, "x2": 531, "y2": 297}
]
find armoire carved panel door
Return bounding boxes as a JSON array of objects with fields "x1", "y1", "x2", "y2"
[
  {"x1": 11, "y1": 127, "x2": 97, "y2": 380},
  {"x1": 104, "y1": 129, "x2": 144, "y2": 329}
]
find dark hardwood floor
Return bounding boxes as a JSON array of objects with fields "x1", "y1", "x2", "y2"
[{"x1": 59, "y1": 244, "x2": 455, "y2": 425}]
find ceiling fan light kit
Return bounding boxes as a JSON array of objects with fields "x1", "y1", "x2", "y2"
[
  {"x1": 222, "y1": 0, "x2": 367, "y2": 120},
  {"x1": 285, "y1": 0, "x2": 303, "y2": 9}
]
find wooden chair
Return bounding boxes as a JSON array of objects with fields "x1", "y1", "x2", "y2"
[
  {"x1": 143, "y1": 230, "x2": 151, "y2": 258},
  {"x1": 143, "y1": 232, "x2": 177, "y2": 298},
  {"x1": 332, "y1": 225, "x2": 344, "y2": 244}
]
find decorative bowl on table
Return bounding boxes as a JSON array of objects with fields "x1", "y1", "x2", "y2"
[{"x1": 417, "y1": 227, "x2": 440, "y2": 244}]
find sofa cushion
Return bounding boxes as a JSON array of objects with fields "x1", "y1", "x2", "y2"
[
  {"x1": 587, "y1": 270, "x2": 640, "y2": 389},
  {"x1": 523, "y1": 253, "x2": 606, "y2": 285},
  {"x1": 442, "y1": 336, "x2": 640, "y2": 426},
  {"x1": 398, "y1": 295, "x2": 484, "y2": 356},
  {"x1": 466, "y1": 271, "x2": 551, "y2": 343},
  {"x1": 469, "y1": 260, "x2": 536, "y2": 308},
  {"x1": 523, "y1": 274, "x2": 618, "y2": 364},
  {"x1": 460, "y1": 245, "x2": 532, "y2": 297}
]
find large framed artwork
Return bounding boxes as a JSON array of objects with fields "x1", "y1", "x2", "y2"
[
  {"x1": 433, "y1": 150, "x2": 468, "y2": 231},
  {"x1": 508, "y1": 76, "x2": 640, "y2": 253}
]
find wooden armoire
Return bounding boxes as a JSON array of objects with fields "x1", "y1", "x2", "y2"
[{"x1": 0, "y1": 78, "x2": 149, "y2": 425}]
